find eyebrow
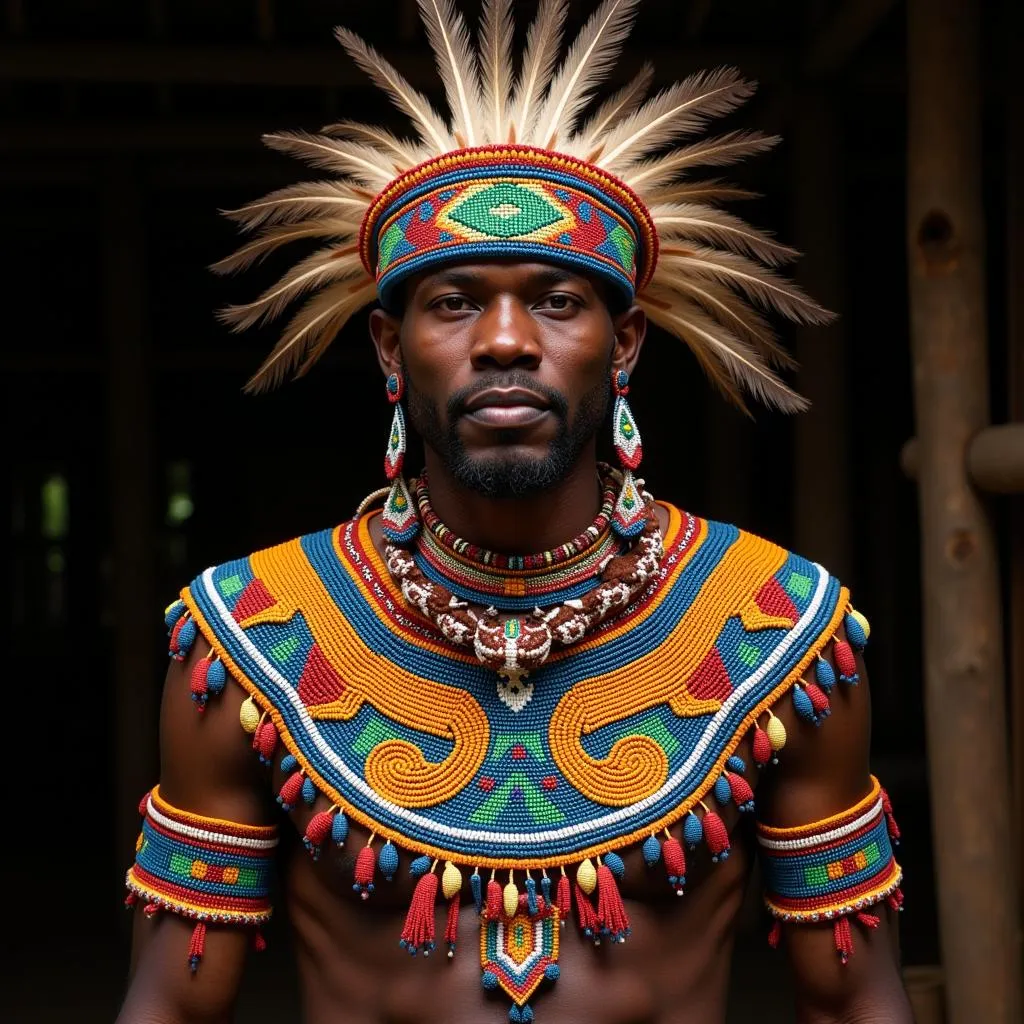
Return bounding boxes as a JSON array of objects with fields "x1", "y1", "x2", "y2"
[{"x1": 425, "y1": 265, "x2": 581, "y2": 289}]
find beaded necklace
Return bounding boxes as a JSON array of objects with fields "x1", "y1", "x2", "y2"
[
  {"x1": 384, "y1": 475, "x2": 664, "y2": 712},
  {"x1": 414, "y1": 469, "x2": 619, "y2": 571}
]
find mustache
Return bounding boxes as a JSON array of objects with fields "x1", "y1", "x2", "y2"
[{"x1": 447, "y1": 371, "x2": 570, "y2": 421}]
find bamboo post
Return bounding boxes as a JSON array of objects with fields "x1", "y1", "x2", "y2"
[{"x1": 906, "y1": 2, "x2": 1022, "y2": 1022}]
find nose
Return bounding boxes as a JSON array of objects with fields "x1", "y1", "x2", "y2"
[{"x1": 469, "y1": 295, "x2": 542, "y2": 370}]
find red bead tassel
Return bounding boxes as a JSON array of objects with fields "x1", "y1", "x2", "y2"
[
  {"x1": 595, "y1": 864, "x2": 630, "y2": 942},
  {"x1": 555, "y1": 872, "x2": 571, "y2": 921},
  {"x1": 252, "y1": 930, "x2": 267, "y2": 953},
  {"x1": 400, "y1": 872, "x2": 439, "y2": 956},
  {"x1": 702, "y1": 810, "x2": 731, "y2": 862},
  {"x1": 190, "y1": 658, "x2": 210, "y2": 711},
  {"x1": 444, "y1": 891, "x2": 461, "y2": 958},
  {"x1": 856, "y1": 911, "x2": 880, "y2": 930},
  {"x1": 662, "y1": 836, "x2": 686, "y2": 894},
  {"x1": 277, "y1": 771, "x2": 304, "y2": 811},
  {"x1": 486, "y1": 878, "x2": 503, "y2": 919},
  {"x1": 187, "y1": 922, "x2": 207, "y2": 973},
  {"x1": 881, "y1": 788, "x2": 901, "y2": 845},
  {"x1": 124, "y1": 891, "x2": 138, "y2": 910},
  {"x1": 833, "y1": 638, "x2": 859, "y2": 683},
  {"x1": 303, "y1": 810, "x2": 333, "y2": 859},
  {"x1": 803, "y1": 681, "x2": 831, "y2": 720},
  {"x1": 574, "y1": 883, "x2": 599, "y2": 942},
  {"x1": 254, "y1": 719, "x2": 278, "y2": 765},
  {"x1": 354, "y1": 845, "x2": 376, "y2": 900},
  {"x1": 752, "y1": 724, "x2": 772, "y2": 768},
  {"x1": 767, "y1": 920, "x2": 782, "y2": 949},
  {"x1": 726, "y1": 771, "x2": 755, "y2": 812},
  {"x1": 887, "y1": 887, "x2": 905, "y2": 912},
  {"x1": 833, "y1": 916, "x2": 855, "y2": 964}
]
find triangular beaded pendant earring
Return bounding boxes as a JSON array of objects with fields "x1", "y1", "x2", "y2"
[
  {"x1": 380, "y1": 371, "x2": 419, "y2": 543},
  {"x1": 610, "y1": 369, "x2": 647, "y2": 538}
]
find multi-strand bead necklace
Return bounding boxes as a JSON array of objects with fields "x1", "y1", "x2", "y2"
[{"x1": 383, "y1": 468, "x2": 665, "y2": 711}]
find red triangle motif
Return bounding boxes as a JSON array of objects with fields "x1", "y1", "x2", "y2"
[
  {"x1": 232, "y1": 578, "x2": 276, "y2": 623},
  {"x1": 755, "y1": 577, "x2": 798, "y2": 625},
  {"x1": 297, "y1": 644, "x2": 346, "y2": 707},
  {"x1": 688, "y1": 648, "x2": 733, "y2": 702}
]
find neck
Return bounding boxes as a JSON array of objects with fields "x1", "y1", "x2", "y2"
[{"x1": 420, "y1": 447, "x2": 603, "y2": 554}]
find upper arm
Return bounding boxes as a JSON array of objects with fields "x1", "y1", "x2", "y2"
[
  {"x1": 118, "y1": 633, "x2": 276, "y2": 1024},
  {"x1": 757, "y1": 625, "x2": 913, "y2": 1023}
]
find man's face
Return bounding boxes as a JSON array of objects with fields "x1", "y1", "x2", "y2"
[{"x1": 393, "y1": 261, "x2": 621, "y2": 498}]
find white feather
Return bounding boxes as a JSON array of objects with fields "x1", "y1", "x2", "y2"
[
  {"x1": 221, "y1": 181, "x2": 368, "y2": 231},
  {"x1": 319, "y1": 120, "x2": 427, "y2": 170},
  {"x1": 660, "y1": 246, "x2": 835, "y2": 325},
  {"x1": 478, "y1": 0, "x2": 514, "y2": 142},
  {"x1": 649, "y1": 202, "x2": 799, "y2": 265},
  {"x1": 623, "y1": 130, "x2": 779, "y2": 190},
  {"x1": 534, "y1": 0, "x2": 642, "y2": 150},
  {"x1": 262, "y1": 132, "x2": 398, "y2": 189},
  {"x1": 211, "y1": 220, "x2": 355, "y2": 275},
  {"x1": 418, "y1": 0, "x2": 482, "y2": 147},
  {"x1": 569, "y1": 61, "x2": 654, "y2": 158},
  {"x1": 509, "y1": 0, "x2": 569, "y2": 141},
  {"x1": 335, "y1": 26, "x2": 453, "y2": 152},
  {"x1": 597, "y1": 68, "x2": 755, "y2": 172}
]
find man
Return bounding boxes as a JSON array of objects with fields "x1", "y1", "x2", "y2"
[{"x1": 119, "y1": 2, "x2": 913, "y2": 1022}]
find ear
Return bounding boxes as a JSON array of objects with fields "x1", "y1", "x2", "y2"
[
  {"x1": 369, "y1": 306, "x2": 403, "y2": 378},
  {"x1": 611, "y1": 304, "x2": 647, "y2": 378}
]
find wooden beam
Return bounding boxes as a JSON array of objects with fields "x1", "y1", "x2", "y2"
[
  {"x1": 0, "y1": 41, "x2": 786, "y2": 88},
  {"x1": 804, "y1": 0, "x2": 898, "y2": 77},
  {"x1": 906, "y1": 2, "x2": 1022, "y2": 1023},
  {"x1": 900, "y1": 424, "x2": 1024, "y2": 493}
]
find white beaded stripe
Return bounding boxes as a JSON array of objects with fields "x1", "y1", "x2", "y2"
[
  {"x1": 755, "y1": 797, "x2": 883, "y2": 852},
  {"x1": 147, "y1": 797, "x2": 279, "y2": 850},
  {"x1": 199, "y1": 557, "x2": 831, "y2": 848}
]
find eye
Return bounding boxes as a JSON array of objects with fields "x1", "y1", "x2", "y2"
[
  {"x1": 432, "y1": 295, "x2": 475, "y2": 313},
  {"x1": 534, "y1": 293, "x2": 581, "y2": 313}
]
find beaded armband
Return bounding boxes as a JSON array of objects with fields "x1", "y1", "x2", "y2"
[
  {"x1": 125, "y1": 787, "x2": 278, "y2": 972},
  {"x1": 757, "y1": 776, "x2": 904, "y2": 963}
]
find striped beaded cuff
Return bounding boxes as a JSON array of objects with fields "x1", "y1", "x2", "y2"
[
  {"x1": 756, "y1": 776, "x2": 902, "y2": 924},
  {"x1": 126, "y1": 787, "x2": 277, "y2": 928}
]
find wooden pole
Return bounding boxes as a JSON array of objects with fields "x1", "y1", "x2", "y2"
[
  {"x1": 906, "y1": 3, "x2": 1022, "y2": 1022},
  {"x1": 102, "y1": 161, "x2": 159, "y2": 905}
]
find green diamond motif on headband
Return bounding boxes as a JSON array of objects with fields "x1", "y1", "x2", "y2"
[
  {"x1": 448, "y1": 183, "x2": 562, "y2": 239},
  {"x1": 378, "y1": 221, "x2": 406, "y2": 271}
]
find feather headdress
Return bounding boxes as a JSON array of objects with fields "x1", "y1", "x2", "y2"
[{"x1": 216, "y1": 0, "x2": 832, "y2": 411}]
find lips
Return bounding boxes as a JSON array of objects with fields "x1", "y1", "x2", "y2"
[{"x1": 461, "y1": 387, "x2": 551, "y2": 429}]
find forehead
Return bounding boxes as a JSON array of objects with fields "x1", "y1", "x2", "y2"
[{"x1": 407, "y1": 260, "x2": 605, "y2": 297}]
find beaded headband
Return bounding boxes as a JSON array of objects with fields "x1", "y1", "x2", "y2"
[
  {"x1": 360, "y1": 146, "x2": 658, "y2": 310},
  {"x1": 217, "y1": 0, "x2": 834, "y2": 411}
]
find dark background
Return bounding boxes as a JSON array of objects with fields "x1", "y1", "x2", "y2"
[{"x1": 1, "y1": 1, "x2": 1019, "y2": 1021}]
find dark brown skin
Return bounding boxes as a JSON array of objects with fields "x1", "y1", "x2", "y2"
[{"x1": 118, "y1": 262, "x2": 914, "y2": 1024}]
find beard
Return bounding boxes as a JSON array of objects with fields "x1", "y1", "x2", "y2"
[{"x1": 405, "y1": 367, "x2": 611, "y2": 499}]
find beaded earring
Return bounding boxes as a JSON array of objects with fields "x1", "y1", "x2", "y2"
[
  {"x1": 380, "y1": 371, "x2": 419, "y2": 543},
  {"x1": 610, "y1": 369, "x2": 647, "y2": 538}
]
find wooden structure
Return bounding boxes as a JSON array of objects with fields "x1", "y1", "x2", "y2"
[{"x1": 1, "y1": 1, "x2": 1021, "y2": 1020}]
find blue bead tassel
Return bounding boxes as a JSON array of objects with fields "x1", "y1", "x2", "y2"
[
  {"x1": 684, "y1": 812, "x2": 703, "y2": 850},
  {"x1": 379, "y1": 841, "x2": 399, "y2": 881},
  {"x1": 471, "y1": 871, "x2": 483, "y2": 913}
]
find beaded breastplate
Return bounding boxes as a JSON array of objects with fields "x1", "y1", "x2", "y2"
[{"x1": 183, "y1": 505, "x2": 846, "y2": 865}]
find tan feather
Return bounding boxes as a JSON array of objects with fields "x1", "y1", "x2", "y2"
[
  {"x1": 650, "y1": 268, "x2": 797, "y2": 369},
  {"x1": 641, "y1": 179, "x2": 758, "y2": 207},
  {"x1": 623, "y1": 130, "x2": 779, "y2": 190},
  {"x1": 534, "y1": 0, "x2": 642, "y2": 150},
  {"x1": 569, "y1": 61, "x2": 654, "y2": 159},
  {"x1": 262, "y1": 132, "x2": 397, "y2": 190},
  {"x1": 478, "y1": 0, "x2": 514, "y2": 142},
  {"x1": 221, "y1": 181, "x2": 367, "y2": 231},
  {"x1": 418, "y1": 0, "x2": 482, "y2": 147},
  {"x1": 211, "y1": 220, "x2": 356, "y2": 275},
  {"x1": 245, "y1": 279, "x2": 377, "y2": 394},
  {"x1": 509, "y1": 0, "x2": 568, "y2": 141},
  {"x1": 640, "y1": 293, "x2": 807, "y2": 413},
  {"x1": 649, "y1": 202, "x2": 799, "y2": 266},
  {"x1": 659, "y1": 246, "x2": 835, "y2": 325},
  {"x1": 597, "y1": 68, "x2": 755, "y2": 172},
  {"x1": 334, "y1": 26, "x2": 452, "y2": 152},
  {"x1": 219, "y1": 246, "x2": 364, "y2": 332},
  {"x1": 319, "y1": 120, "x2": 426, "y2": 170}
]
